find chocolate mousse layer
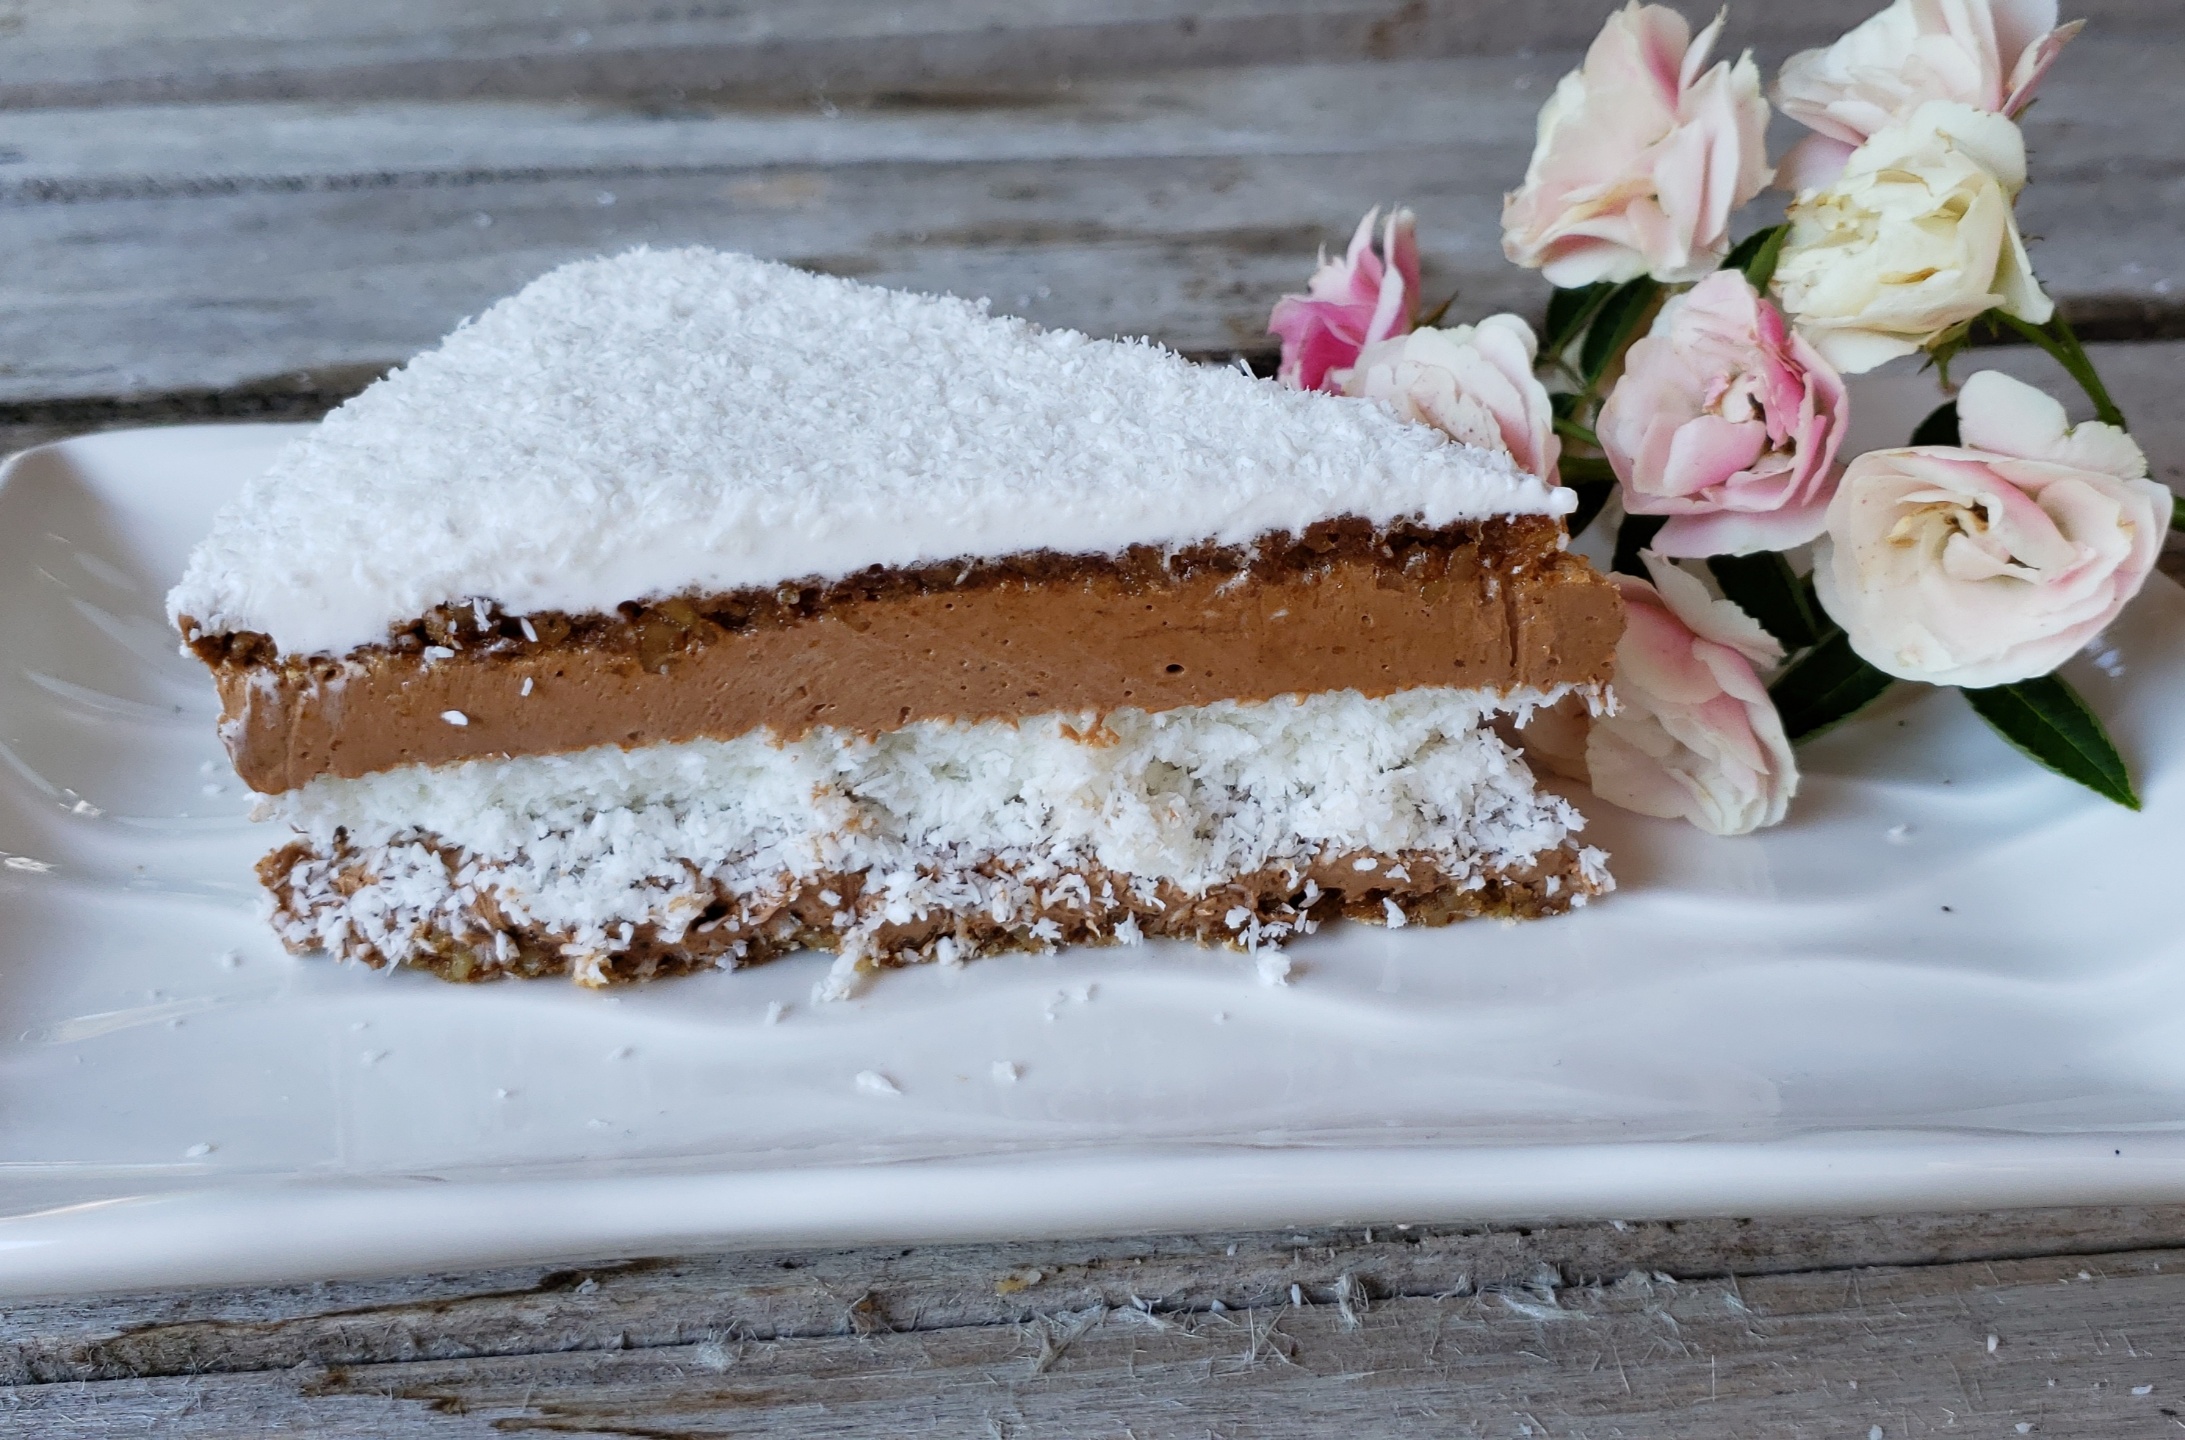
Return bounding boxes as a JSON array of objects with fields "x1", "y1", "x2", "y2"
[{"x1": 185, "y1": 515, "x2": 1621, "y2": 795}]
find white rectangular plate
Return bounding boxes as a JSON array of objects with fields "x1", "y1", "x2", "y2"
[{"x1": 5, "y1": 424, "x2": 2185, "y2": 1298}]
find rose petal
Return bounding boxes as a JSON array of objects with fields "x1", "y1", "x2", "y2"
[
  {"x1": 1270, "y1": 207, "x2": 1420, "y2": 391},
  {"x1": 1343, "y1": 316, "x2": 1560, "y2": 481},
  {"x1": 1583, "y1": 568, "x2": 1796, "y2": 835},
  {"x1": 1601, "y1": 271, "x2": 1847, "y2": 550},
  {"x1": 1815, "y1": 429, "x2": 2170, "y2": 688},
  {"x1": 1503, "y1": 1, "x2": 1769, "y2": 284}
]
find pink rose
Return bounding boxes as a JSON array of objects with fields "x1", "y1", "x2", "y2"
[
  {"x1": 1268, "y1": 207, "x2": 1420, "y2": 392},
  {"x1": 1341, "y1": 316, "x2": 1561, "y2": 482},
  {"x1": 1588, "y1": 554, "x2": 1798, "y2": 836},
  {"x1": 1599, "y1": 270, "x2": 1849, "y2": 556},
  {"x1": 1500, "y1": 2, "x2": 1772, "y2": 286},
  {"x1": 1814, "y1": 371, "x2": 2167, "y2": 688},
  {"x1": 1775, "y1": 0, "x2": 2082, "y2": 191}
]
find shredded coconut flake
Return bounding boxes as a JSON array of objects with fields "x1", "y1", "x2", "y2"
[
  {"x1": 266, "y1": 687, "x2": 1599, "y2": 975},
  {"x1": 167, "y1": 247, "x2": 1566, "y2": 656}
]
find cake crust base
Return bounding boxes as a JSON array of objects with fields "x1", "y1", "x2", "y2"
[{"x1": 260, "y1": 838, "x2": 1605, "y2": 988}]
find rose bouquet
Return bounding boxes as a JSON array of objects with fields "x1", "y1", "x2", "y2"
[{"x1": 1267, "y1": 0, "x2": 2173, "y2": 834}]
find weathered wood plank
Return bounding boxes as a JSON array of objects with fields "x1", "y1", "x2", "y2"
[
  {"x1": 6, "y1": 1240, "x2": 2181, "y2": 1436},
  {"x1": 9, "y1": 1206, "x2": 2185, "y2": 1386},
  {"x1": 1, "y1": 39, "x2": 2178, "y2": 405},
  {"x1": 2, "y1": 62, "x2": 1556, "y2": 186},
  {"x1": 12, "y1": 0, "x2": 2175, "y2": 109},
  {"x1": 7, "y1": 5, "x2": 2185, "y2": 1419},
  {"x1": 0, "y1": 54, "x2": 1564, "y2": 403}
]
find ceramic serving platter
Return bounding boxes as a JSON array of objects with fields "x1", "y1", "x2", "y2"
[{"x1": 4, "y1": 424, "x2": 2185, "y2": 1299}]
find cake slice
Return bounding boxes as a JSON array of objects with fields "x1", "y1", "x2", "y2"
[{"x1": 168, "y1": 247, "x2": 1622, "y2": 990}]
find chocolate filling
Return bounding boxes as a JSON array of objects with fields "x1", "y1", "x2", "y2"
[{"x1": 186, "y1": 515, "x2": 1621, "y2": 795}]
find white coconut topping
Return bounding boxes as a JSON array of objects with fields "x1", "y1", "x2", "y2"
[
  {"x1": 168, "y1": 247, "x2": 1568, "y2": 657},
  {"x1": 268, "y1": 686, "x2": 1605, "y2": 981}
]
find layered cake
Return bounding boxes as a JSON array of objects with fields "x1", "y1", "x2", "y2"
[{"x1": 168, "y1": 248, "x2": 1623, "y2": 991}]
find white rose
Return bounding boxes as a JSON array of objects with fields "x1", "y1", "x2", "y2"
[
  {"x1": 1814, "y1": 371, "x2": 2168, "y2": 689},
  {"x1": 1774, "y1": 101, "x2": 2051, "y2": 375},
  {"x1": 1340, "y1": 316, "x2": 1561, "y2": 482},
  {"x1": 1774, "y1": 0, "x2": 2081, "y2": 190}
]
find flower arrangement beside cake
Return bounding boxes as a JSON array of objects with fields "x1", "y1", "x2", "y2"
[{"x1": 1269, "y1": 0, "x2": 2170, "y2": 833}]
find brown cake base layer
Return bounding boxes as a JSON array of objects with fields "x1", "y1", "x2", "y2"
[
  {"x1": 260, "y1": 838, "x2": 1607, "y2": 988},
  {"x1": 188, "y1": 515, "x2": 1620, "y2": 795}
]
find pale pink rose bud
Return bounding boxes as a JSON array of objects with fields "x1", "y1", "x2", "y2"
[
  {"x1": 1599, "y1": 270, "x2": 1850, "y2": 557},
  {"x1": 1586, "y1": 554, "x2": 1797, "y2": 836},
  {"x1": 1501, "y1": 2, "x2": 1773, "y2": 286},
  {"x1": 1775, "y1": 0, "x2": 2082, "y2": 191},
  {"x1": 1341, "y1": 316, "x2": 1562, "y2": 483},
  {"x1": 1268, "y1": 206, "x2": 1421, "y2": 392},
  {"x1": 1814, "y1": 371, "x2": 2168, "y2": 689}
]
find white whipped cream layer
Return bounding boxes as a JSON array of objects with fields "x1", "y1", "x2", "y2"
[
  {"x1": 268, "y1": 686, "x2": 1606, "y2": 983},
  {"x1": 170, "y1": 247, "x2": 1568, "y2": 657}
]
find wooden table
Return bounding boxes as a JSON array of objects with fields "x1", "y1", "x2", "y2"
[
  {"x1": 5, "y1": 3, "x2": 2185, "y2": 1432},
  {"x1": 10, "y1": 1208, "x2": 2185, "y2": 1434}
]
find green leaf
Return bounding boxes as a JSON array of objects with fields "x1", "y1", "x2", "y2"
[
  {"x1": 1558, "y1": 454, "x2": 1616, "y2": 483},
  {"x1": 1961, "y1": 675, "x2": 2140, "y2": 809},
  {"x1": 1542, "y1": 283, "x2": 1613, "y2": 359},
  {"x1": 1721, "y1": 224, "x2": 1789, "y2": 292},
  {"x1": 1707, "y1": 551, "x2": 1821, "y2": 649},
  {"x1": 1552, "y1": 414, "x2": 1599, "y2": 448},
  {"x1": 1719, "y1": 228, "x2": 1773, "y2": 273},
  {"x1": 1611, "y1": 513, "x2": 1667, "y2": 576},
  {"x1": 1564, "y1": 479, "x2": 1614, "y2": 539},
  {"x1": 1581, "y1": 278, "x2": 1661, "y2": 387},
  {"x1": 2173, "y1": 493, "x2": 2185, "y2": 532},
  {"x1": 1769, "y1": 630, "x2": 1896, "y2": 741},
  {"x1": 1910, "y1": 401, "x2": 1960, "y2": 447}
]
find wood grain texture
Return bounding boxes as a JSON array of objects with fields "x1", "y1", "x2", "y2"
[
  {"x1": 17, "y1": 1206, "x2": 2185, "y2": 1385},
  {"x1": 2, "y1": 35, "x2": 2179, "y2": 404},
  {"x1": 5, "y1": 1211, "x2": 2185, "y2": 1435},
  {"x1": 8, "y1": 4, "x2": 2185, "y2": 1430},
  {"x1": 11, "y1": 0, "x2": 2177, "y2": 108}
]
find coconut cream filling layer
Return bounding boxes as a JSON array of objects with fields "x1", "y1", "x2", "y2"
[{"x1": 265, "y1": 685, "x2": 1607, "y2": 983}]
